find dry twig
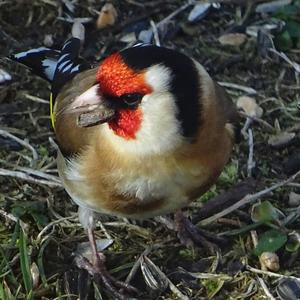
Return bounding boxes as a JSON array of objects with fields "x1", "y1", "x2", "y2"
[
  {"x1": 0, "y1": 129, "x2": 38, "y2": 162},
  {"x1": 218, "y1": 82, "x2": 257, "y2": 94},
  {"x1": 0, "y1": 168, "x2": 63, "y2": 188},
  {"x1": 257, "y1": 276, "x2": 276, "y2": 300},
  {"x1": 199, "y1": 171, "x2": 300, "y2": 226},
  {"x1": 246, "y1": 265, "x2": 300, "y2": 281},
  {"x1": 247, "y1": 128, "x2": 255, "y2": 177}
]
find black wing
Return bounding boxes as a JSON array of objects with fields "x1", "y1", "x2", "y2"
[
  {"x1": 10, "y1": 38, "x2": 91, "y2": 99},
  {"x1": 10, "y1": 47, "x2": 60, "y2": 82},
  {"x1": 51, "y1": 37, "x2": 91, "y2": 99}
]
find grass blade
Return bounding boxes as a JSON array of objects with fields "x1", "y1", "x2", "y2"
[{"x1": 19, "y1": 226, "x2": 33, "y2": 299}]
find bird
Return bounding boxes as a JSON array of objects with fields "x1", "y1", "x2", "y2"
[{"x1": 11, "y1": 24, "x2": 239, "y2": 299}]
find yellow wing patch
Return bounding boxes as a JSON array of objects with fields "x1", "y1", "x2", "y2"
[{"x1": 50, "y1": 93, "x2": 55, "y2": 129}]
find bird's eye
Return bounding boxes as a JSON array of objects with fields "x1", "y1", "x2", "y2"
[{"x1": 120, "y1": 93, "x2": 143, "y2": 107}]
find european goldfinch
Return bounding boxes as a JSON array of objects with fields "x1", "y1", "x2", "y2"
[{"x1": 11, "y1": 25, "x2": 239, "y2": 298}]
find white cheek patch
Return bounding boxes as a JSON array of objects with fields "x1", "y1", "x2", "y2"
[
  {"x1": 101, "y1": 63, "x2": 183, "y2": 156},
  {"x1": 137, "y1": 92, "x2": 182, "y2": 152},
  {"x1": 144, "y1": 64, "x2": 172, "y2": 92}
]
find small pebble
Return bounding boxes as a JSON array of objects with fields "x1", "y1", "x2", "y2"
[
  {"x1": 43, "y1": 34, "x2": 54, "y2": 47},
  {"x1": 288, "y1": 192, "x2": 300, "y2": 207},
  {"x1": 259, "y1": 251, "x2": 280, "y2": 271}
]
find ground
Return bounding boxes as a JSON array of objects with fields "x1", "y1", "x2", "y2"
[{"x1": 0, "y1": 1, "x2": 300, "y2": 299}]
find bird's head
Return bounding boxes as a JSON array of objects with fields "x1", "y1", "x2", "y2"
[{"x1": 74, "y1": 45, "x2": 201, "y2": 156}]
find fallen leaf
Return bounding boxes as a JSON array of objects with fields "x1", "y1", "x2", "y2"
[
  {"x1": 256, "y1": 0, "x2": 292, "y2": 14},
  {"x1": 30, "y1": 262, "x2": 40, "y2": 289},
  {"x1": 268, "y1": 132, "x2": 295, "y2": 148},
  {"x1": 188, "y1": 3, "x2": 211, "y2": 23}
]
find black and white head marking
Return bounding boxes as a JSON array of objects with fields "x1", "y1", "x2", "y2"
[{"x1": 120, "y1": 45, "x2": 201, "y2": 139}]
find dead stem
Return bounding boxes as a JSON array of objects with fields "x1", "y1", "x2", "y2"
[{"x1": 199, "y1": 171, "x2": 300, "y2": 226}]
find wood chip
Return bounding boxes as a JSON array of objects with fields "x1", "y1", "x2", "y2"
[
  {"x1": 268, "y1": 132, "x2": 295, "y2": 148},
  {"x1": 218, "y1": 33, "x2": 247, "y2": 46},
  {"x1": 96, "y1": 3, "x2": 118, "y2": 30},
  {"x1": 237, "y1": 96, "x2": 263, "y2": 118}
]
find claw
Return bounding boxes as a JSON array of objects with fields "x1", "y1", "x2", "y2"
[
  {"x1": 174, "y1": 211, "x2": 220, "y2": 255},
  {"x1": 74, "y1": 228, "x2": 138, "y2": 300}
]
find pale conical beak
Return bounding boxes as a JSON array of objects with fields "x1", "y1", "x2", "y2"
[{"x1": 62, "y1": 84, "x2": 116, "y2": 127}]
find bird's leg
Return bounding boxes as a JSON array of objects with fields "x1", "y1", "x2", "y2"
[
  {"x1": 75, "y1": 207, "x2": 138, "y2": 299},
  {"x1": 174, "y1": 210, "x2": 223, "y2": 254}
]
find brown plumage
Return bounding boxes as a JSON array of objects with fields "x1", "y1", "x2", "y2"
[
  {"x1": 12, "y1": 41, "x2": 240, "y2": 298},
  {"x1": 54, "y1": 57, "x2": 238, "y2": 219}
]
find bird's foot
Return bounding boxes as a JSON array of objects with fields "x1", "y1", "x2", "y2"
[
  {"x1": 74, "y1": 225, "x2": 138, "y2": 300},
  {"x1": 75, "y1": 253, "x2": 138, "y2": 300},
  {"x1": 174, "y1": 211, "x2": 226, "y2": 254}
]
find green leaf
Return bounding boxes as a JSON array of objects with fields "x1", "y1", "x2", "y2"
[
  {"x1": 255, "y1": 229, "x2": 287, "y2": 256},
  {"x1": 285, "y1": 239, "x2": 300, "y2": 252},
  {"x1": 203, "y1": 279, "x2": 225, "y2": 299},
  {"x1": 38, "y1": 145, "x2": 49, "y2": 157},
  {"x1": 286, "y1": 20, "x2": 300, "y2": 38},
  {"x1": 251, "y1": 201, "x2": 280, "y2": 223},
  {"x1": 31, "y1": 212, "x2": 48, "y2": 227},
  {"x1": 275, "y1": 30, "x2": 293, "y2": 50},
  {"x1": 0, "y1": 281, "x2": 7, "y2": 300},
  {"x1": 285, "y1": 233, "x2": 300, "y2": 252},
  {"x1": 218, "y1": 162, "x2": 238, "y2": 186},
  {"x1": 274, "y1": 5, "x2": 300, "y2": 20},
  {"x1": 19, "y1": 227, "x2": 33, "y2": 299},
  {"x1": 12, "y1": 201, "x2": 48, "y2": 227},
  {"x1": 93, "y1": 282, "x2": 103, "y2": 300},
  {"x1": 0, "y1": 224, "x2": 20, "y2": 287},
  {"x1": 11, "y1": 206, "x2": 26, "y2": 218}
]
